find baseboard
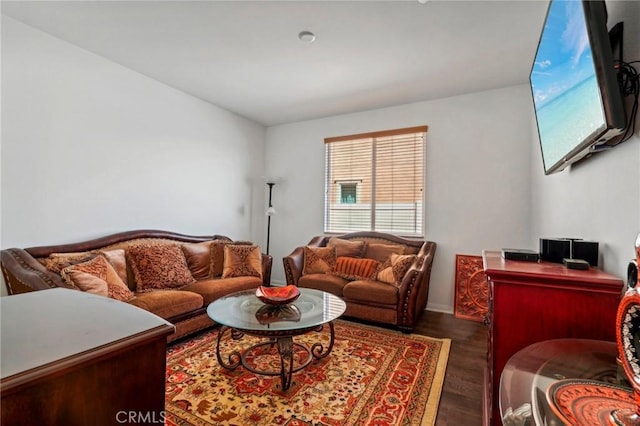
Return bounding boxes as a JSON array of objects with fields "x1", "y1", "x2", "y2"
[{"x1": 426, "y1": 303, "x2": 454, "y2": 315}]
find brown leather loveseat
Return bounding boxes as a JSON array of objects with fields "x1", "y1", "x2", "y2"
[
  {"x1": 283, "y1": 231, "x2": 436, "y2": 332},
  {"x1": 1, "y1": 229, "x2": 273, "y2": 342}
]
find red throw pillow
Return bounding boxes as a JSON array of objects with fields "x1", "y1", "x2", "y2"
[{"x1": 329, "y1": 256, "x2": 380, "y2": 281}]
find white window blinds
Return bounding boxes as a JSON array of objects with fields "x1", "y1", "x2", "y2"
[{"x1": 324, "y1": 126, "x2": 427, "y2": 237}]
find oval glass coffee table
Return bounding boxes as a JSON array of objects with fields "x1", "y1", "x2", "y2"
[{"x1": 206, "y1": 288, "x2": 346, "y2": 391}]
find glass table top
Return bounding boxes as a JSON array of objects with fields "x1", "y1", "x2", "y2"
[
  {"x1": 500, "y1": 339, "x2": 627, "y2": 426},
  {"x1": 207, "y1": 288, "x2": 346, "y2": 332}
]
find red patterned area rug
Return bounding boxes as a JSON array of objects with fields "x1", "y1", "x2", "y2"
[
  {"x1": 165, "y1": 320, "x2": 450, "y2": 426},
  {"x1": 454, "y1": 254, "x2": 489, "y2": 323}
]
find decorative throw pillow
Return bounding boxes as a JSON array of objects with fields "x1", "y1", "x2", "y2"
[
  {"x1": 329, "y1": 256, "x2": 380, "y2": 281},
  {"x1": 181, "y1": 241, "x2": 214, "y2": 280},
  {"x1": 376, "y1": 254, "x2": 417, "y2": 287},
  {"x1": 364, "y1": 243, "x2": 406, "y2": 263},
  {"x1": 128, "y1": 244, "x2": 195, "y2": 292},
  {"x1": 44, "y1": 252, "x2": 97, "y2": 274},
  {"x1": 222, "y1": 245, "x2": 263, "y2": 279},
  {"x1": 302, "y1": 246, "x2": 337, "y2": 275},
  {"x1": 210, "y1": 240, "x2": 238, "y2": 277},
  {"x1": 97, "y1": 249, "x2": 128, "y2": 286},
  {"x1": 327, "y1": 237, "x2": 366, "y2": 258},
  {"x1": 61, "y1": 255, "x2": 135, "y2": 302}
]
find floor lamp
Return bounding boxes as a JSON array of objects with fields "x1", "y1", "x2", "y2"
[{"x1": 265, "y1": 182, "x2": 276, "y2": 255}]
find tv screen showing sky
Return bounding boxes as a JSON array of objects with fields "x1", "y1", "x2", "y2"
[{"x1": 530, "y1": 0, "x2": 606, "y2": 171}]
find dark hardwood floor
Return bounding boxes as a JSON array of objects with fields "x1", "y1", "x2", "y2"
[{"x1": 416, "y1": 310, "x2": 487, "y2": 426}]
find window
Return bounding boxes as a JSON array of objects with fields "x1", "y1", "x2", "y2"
[
  {"x1": 338, "y1": 181, "x2": 359, "y2": 204},
  {"x1": 324, "y1": 126, "x2": 427, "y2": 237}
]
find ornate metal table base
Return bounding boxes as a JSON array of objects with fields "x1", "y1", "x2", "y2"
[{"x1": 215, "y1": 322, "x2": 335, "y2": 391}]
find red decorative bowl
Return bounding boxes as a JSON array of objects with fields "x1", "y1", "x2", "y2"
[{"x1": 255, "y1": 285, "x2": 300, "y2": 305}]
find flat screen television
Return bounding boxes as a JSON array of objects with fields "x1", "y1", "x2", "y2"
[{"x1": 530, "y1": 0, "x2": 626, "y2": 175}]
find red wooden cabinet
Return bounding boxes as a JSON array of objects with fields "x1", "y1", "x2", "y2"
[
  {"x1": 1, "y1": 288, "x2": 175, "y2": 425},
  {"x1": 481, "y1": 250, "x2": 623, "y2": 426}
]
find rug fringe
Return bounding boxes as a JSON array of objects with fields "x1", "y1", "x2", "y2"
[{"x1": 421, "y1": 337, "x2": 451, "y2": 426}]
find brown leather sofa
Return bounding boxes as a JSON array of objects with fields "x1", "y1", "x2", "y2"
[
  {"x1": 283, "y1": 231, "x2": 436, "y2": 332},
  {"x1": 1, "y1": 229, "x2": 272, "y2": 342}
]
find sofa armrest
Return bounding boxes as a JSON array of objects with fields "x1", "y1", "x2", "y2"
[
  {"x1": 261, "y1": 253, "x2": 273, "y2": 286},
  {"x1": 283, "y1": 236, "x2": 326, "y2": 285},
  {"x1": 283, "y1": 247, "x2": 305, "y2": 285},
  {"x1": 396, "y1": 242, "x2": 437, "y2": 330},
  {"x1": 1, "y1": 248, "x2": 73, "y2": 294}
]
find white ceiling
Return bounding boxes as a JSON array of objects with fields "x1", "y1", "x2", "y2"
[{"x1": 1, "y1": 0, "x2": 549, "y2": 126}]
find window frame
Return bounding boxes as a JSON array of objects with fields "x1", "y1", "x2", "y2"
[{"x1": 323, "y1": 125, "x2": 427, "y2": 237}]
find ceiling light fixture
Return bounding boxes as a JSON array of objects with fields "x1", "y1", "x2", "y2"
[
  {"x1": 417, "y1": 0, "x2": 429, "y2": 3},
  {"x1": 298, "y1": 31, "x2": 316, "y2": 43}
]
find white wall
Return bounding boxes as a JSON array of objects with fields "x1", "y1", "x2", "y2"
[
  {"x1": 265, "y1": 85, "x2": 533, "y2": 312},
  {"x1": 1, "y1": 17, "x2": 266, "y2": 294},
  {"x1": 530, "y1": 0, "x2": 640, "y2": 283}
]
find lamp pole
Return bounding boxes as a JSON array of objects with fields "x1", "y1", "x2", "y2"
[{"x1": 266, "y1": 182, "x2": 275, "y2": 255}]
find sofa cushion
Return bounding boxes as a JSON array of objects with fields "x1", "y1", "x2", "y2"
[
  {"x1": 376, "y1": 254, "x2": 417, "y2": 287},
  {"x1": 364, "y1": 243, "x2": 406, "y2": 263},
  {"x1": 128, "y1": 290, "x2": 203, "y2": 320},
  {"x1": 98, "y1": 249, "x2": 128, "y2": 286},
  {"x1": 343, "y1": 279, "x2": 398, "y2": 305},
  {"x1": 182, "y1": 276, "x2": 263, "y2": 305},
  {"x1": 61, "y1": 255, "x2": 135, "y2": 302},
  {"x1": 222, "y1": 245, "x2": 263, "y2": 279},
  {"x1": 209, "y1": 240, "x2": 253, "y2": 277},
  {"x1": 327, "y1": 237, "x2": 365, "y2": 258},
  {"x1": 298, "y1": 273, "x2": 347, "y2": 297},
  {"x1": 44, "y1": 252, "x2": 97, "y2": 274},
  {"x1": 303, "y1": 246, "x2": 337, "y2": 275},
  {"x1": 329, "y1": 256, "x2": 379, "y2": 281},
  {"x1": 209, "y1": 240, "x2": 233, "y2": 277},
  {"x1": 128, "y1": 244, "x2": 196, "y2": 292},
  {"x1": 181, "y1": 241, "x2": 213, "y2": 280}
]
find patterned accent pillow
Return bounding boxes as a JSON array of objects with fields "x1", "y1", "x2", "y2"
[
  {"x1": 97, "y1": 249, "x2": 128, "y2": 286},
  {"x1": 44, "y1": 252, "x2": 97, "y2": 274},
  {"x1": 376, "y1": 254, "x2": 417, "y2": 287},
  {"x1": 210, "y1": 240, "x2": 238, "y2": 277},
  {"x1": 327, "y1": 238, "x2": 365, "y2": 258},
  {"x1": 61, "y1": 255, "x2": 135, "y2": 302},
  {"x1": 329, "y1": 256, "x2": 380, "y2": 281},
  {"x1": 364, "y1": 243, "x2": 406, "y2": 263},
  {"x1": 222, "y1": 245, "x2": 263, "y2": 279},
  {"x1": 302, "y1": 246, "x2": 337, "y2": 275},
  {"x1": 128, "y1": 244, "x2": 195, "y2": 292},
  {"x1": 181, "y1": 241, "x2": 214, "y2": 280}
]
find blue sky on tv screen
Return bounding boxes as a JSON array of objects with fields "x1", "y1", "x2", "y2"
[
  {"x1": 531, "y1": 0, "x2": 606, "y2": 170},
  {"x1": 531, "y1": 0, "x2": 595, "y2": 107}
]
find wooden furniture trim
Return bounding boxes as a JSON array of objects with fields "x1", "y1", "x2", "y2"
[
  {"x1": 324, "y1": 126, "x2": 428, "y2": 144},
  {"x1": 483, "y1": 251, "x2": 622, "y2": 288},
  {"x1": 24, "y1": 229, "x2": 231, "y2": 258},
  {"x1": 0, "y1": 324, "x2": 173, "y2": 393}
]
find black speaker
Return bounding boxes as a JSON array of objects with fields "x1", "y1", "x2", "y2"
[
  {"x1": 540, "y1": 238, "x2": 571, "y2": 264},
  {"x1": 572, "y1": 240, "x2": 599, "y2": 267},
  {"x1": 540, "y1": 238, "x2": 599, "y2": 266}
]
